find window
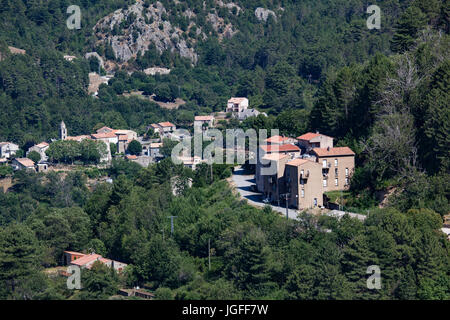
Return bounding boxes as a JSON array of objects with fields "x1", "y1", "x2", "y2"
[
  {"x1": 301, "y1": 189, "x2": 305, "y2": 198},
  {"x1": 335, "y1": 178, "x2": 338, "y2": 186},
  {"x1": 345, "y1": 168, "x2": 349, "y2": 176},
  {"x1": 322, "y1": 160, "x2": 327, "y2": 168},
  {"x1": 300, "y1": 169, "x2": 304, "y2": 176},
  {"x1": 323, "y1": 179, "x2": 327, "y2": 187},
  {"x1": 335, "y1": 168, "x2": 338, "y2": 175},
  {"x1": 335, "y1": 159, "x2": 338, "y2": 166},
  {"x1": 345, "y1": 177, "x2": 349, "y2": 185}
]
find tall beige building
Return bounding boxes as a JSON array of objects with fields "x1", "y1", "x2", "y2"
[
  {"x1": 311, "y1": 147, "x2": 355, "y2": 192},
  {"x1": 285, "y1": 158, "x2": 324, "y2": 209}
]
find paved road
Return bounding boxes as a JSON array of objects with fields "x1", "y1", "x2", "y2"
[
  {"x1": 231, "y1": 166, "x2": 367, "y2": 222},
  {"x1": 231, "y1": 166, "x2": 301, "y2": 220}
]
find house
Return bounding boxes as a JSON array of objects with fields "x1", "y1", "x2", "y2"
[
  {"x1": 149, "y1": 142, "x2": 163, "y2": 158},
  {"x1": 311, "y1": 147, "x2": 355, "y2": 192},
  {"x1": 256, "y1": 143, "x2": 301, "y2": 192},
  {"x1": 11, "y1": 158, "x2": 35, "y2": 171},
  {"x1": 264, "y1": 135, "x2": 297, "y2": 145},
  {"x1": 297, "y1": 132, "x2": 334, "y2": 151},
  {"x1": 260, "y1": 153, "x2": 291, "y2": 203},
  {"x1": 63, "y1": 251, "x2": 127, "y2": 273},
  {"x1": 150, "y1": 122, "x2": 176, "y2": 134},
  {"x1": 0, "y1": 142, "x2": 19, "y2": 159},
  {"x1": 194, "y1": 115, "x2": 215, "y2": 130},
  {"x1": 237, "y1": 108, "x2": 267, "y2": 121},
  {"x1": 177, "y1": 156, "x2": 204, "y2": 170},
  {"x1": 227, "y1": 97, "x2": 249, "y2": 113},
  {"x1": 27, "y1": 142, "x2": 49, "y2": 162},
  {"x1": 91, "y1": 132, "x2": 118, "y2": 144},
  {"x1": 96, "y1": 126, "x2": 115, "y2": 134},
  {"x1": 285, "y1": 158, "x2": 324, "y2": 209},
  {"x1": 117, "y1": 135, "x2": 129, "y2": 154},
  {"x1": 114, "y1": 129, "x2": 138, "y2": 142}
]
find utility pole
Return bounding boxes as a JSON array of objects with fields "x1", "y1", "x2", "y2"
[
  {"x1": 167, "y1": 216, "x2": 178, "y2": 235},
  {"x1": 280, "y1": 193, "x2": 290, "y2": 220}
]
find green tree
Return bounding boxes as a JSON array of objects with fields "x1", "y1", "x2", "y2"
[
  {"x1": 391, "y1": 6, "x2": 427, "y2": 53},
  {"x1": 27, "y1": 151, "x2": 41, "y2": 163},
  {"x1": 127, "y1": 140, "x2": 142, "y2": 155},
  {"x1": 0, "y1": 224, "x2": 40, "y2": 296}
]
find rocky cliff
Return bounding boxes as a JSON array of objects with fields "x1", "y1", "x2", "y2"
[{"x1": 93, "y1": 0, "x2": 240, "y2": 68}]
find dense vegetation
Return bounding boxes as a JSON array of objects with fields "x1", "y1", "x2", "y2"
[{"x1": 0, "y1": 160, "x2": 448, "y2": 300}]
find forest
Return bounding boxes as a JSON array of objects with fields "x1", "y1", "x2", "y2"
[
  {"x1": 0, "y1": 159, "x2": 448, "y2": 299},
  {"x1": 0, "y1": 0, "x2": 449, "y2": 300}
]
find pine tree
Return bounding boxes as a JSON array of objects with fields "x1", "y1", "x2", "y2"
[{"x1": 391, "y1": 6, "x2": 427, "y2": 53}]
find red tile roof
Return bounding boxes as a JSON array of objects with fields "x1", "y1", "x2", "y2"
[
  {"x1": 312, "y1": 147, "x2": 355, "y2": 157},
  {"x1": 260, "y1": 144, "x2": 300, "y2": 153},
  {"x1": 297, "y1": 132, "x2": 321, "y2": 140},
  {"x1": 158, "y1": 122, "x2": 175, "y2": 127},
  {"x1": 91, "y1": 132, "x2": 117, "y2": 139}
]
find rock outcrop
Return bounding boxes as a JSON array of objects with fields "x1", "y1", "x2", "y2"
[
  {"x1": 93, "y1": 1, "x2": 202, "y2": 65},
  {"x1": 254, "y1": 7, "x2": 277, "y2": 22}
]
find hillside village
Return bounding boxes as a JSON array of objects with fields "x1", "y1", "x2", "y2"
[{"x1": 0, "y1": 0, "x2": 448, "y2": 302}]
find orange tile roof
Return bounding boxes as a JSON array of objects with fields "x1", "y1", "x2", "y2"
[
  {"x1": 260, "y1": 144, "x2": 300, "y2": 153},
  {"x1": 312, "y1": 147, "x2": 355, "y2": 157},
  {"x1": 286, "y1": 158, "x2": 314, "y2": 166},
  {"x1": 262, "y1": 153, "x2": 289, "y2": 161},
  {"x1": 36, "y1": 142, "x2": 49, "y2": 148},
  {"x1": 126, "y1": 155, "x2": 137, "y2": 160},
  {"x1": 158, "y1": 122, "x2": 175, "y2": 127},
  {"x1": 195, "y1": 115, "x2": 214, "y2": 121},
  {"x1": 71, "y1": 254, "x2": 101, "y2": 267},
  {"x1": 118, "y1": 135, "x2": 128, "y2": 141},
  {"x1": 265, "y1": 135, "x2": 289, "y2": 144},
  {"x1": 297, "y1": 132, "x2": 321, "y2": 140},
  {"x1": 91, "y1": 132, "x2": 117, "y2": 139}
]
